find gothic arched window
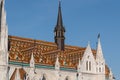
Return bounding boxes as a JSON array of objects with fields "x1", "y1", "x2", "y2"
[
  {"x1": 89, "y1": 61, "x2": 91, "y2": 71},
  {"x1": 86, "y1": 61, "x2": 88, "y2": 71},
  {"x1": 99, "y1": 67, "x2": 101, "y2": 72}
]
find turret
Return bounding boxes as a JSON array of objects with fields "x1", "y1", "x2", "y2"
[
  {"x1": 96, "y1": 34, "x2": 104, "y2": 61},
  {"x1": 77, "y1": 58, "x2": 82, "y2": 80},
  {"x1": 30, "y1": 53, "x2": 35, "y2": 68},
  {"x1": 0, "y1": 0, "x2": 9, "y2": 80},
  {"x1": 55, "y1": 55, "x2": 60, "y2": 70},
  {"x1": 54, "y1": 1, "x2": 65, "y2": 51},
  {"x1": 96, "y1": 34, "x2": 105, "y2": 80},
  {"x1": 28, "y1": 53, "x2": 35, "y2": 80},
  {"x1": 15, "y1": 68, "x2": 21, "y2": 80},
  {"x1": 0, "y1": 0, "x2": 8, "y2": 52},
  {"x1": 96, "y1": 34, "x2": 105, "y2": 74},
  {"x1": 77, "y1": 58, "x2": 81, "y2": 73},
  {"x1": 55, "y1": 55, "x2": 60, "y2": 80}
]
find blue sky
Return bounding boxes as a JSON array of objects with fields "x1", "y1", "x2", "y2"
[{"x1": 5, "y1": 0, "x2": 120, "y2": 79}]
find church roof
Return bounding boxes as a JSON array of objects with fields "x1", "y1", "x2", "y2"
[{"x1": 8, "y1": 35, "x2": 110, "y2": 77}]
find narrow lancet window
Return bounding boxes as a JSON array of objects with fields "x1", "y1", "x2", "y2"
[
  {"x1": 86, "y1": 61, "x2": 88, "y2": 71},
  {"x1": 89, "y1": 61, "x2": 91, "y2": 71}
]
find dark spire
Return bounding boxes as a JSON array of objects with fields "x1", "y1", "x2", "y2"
[
  {"x1": 57, "y1": 1, "x2": 63, "y2": 26},
  {"x1": 54, "y1": 1, "x2": 65, "y2": 51},
  {"x1": 54, "y1": 0, "x2": 65, "y2": 32}
]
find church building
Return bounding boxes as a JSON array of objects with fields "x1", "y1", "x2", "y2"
[{"x1": 0, "y1": 0, "x2": 115, "y2": 80}]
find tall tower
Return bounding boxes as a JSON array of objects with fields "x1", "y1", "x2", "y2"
[
  {"x1": 54, "y1": 1, "x2": 65, "y2": 51},
  {"x1": 0, "y1": 0, "x2": 9, "y2": 80},
  {"x1": 96, "y1": 34, "x2": 105, "y2": 80}
]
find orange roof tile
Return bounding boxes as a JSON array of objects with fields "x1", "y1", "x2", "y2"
[{"x1": 8, "y1": 35, "x2": 110, "y2": 76}]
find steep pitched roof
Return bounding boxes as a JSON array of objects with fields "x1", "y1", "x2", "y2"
[{"x1": 8, "y1": 35, "x2": 110, "y2": 76}]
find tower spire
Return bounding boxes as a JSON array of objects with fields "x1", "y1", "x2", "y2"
[
  {"x1": 15, "y1": 68, "x2": 21, "y2": 80},
  {"x1": 30, "y1": 53, "x2": 35, "y2": 68},
  {"x1": 0, "y1": 0, "x2": 8, "y2": 51},
  {"x1": 57, "y1": 0, "x2": 63, "y2": 26},
  {"x1": 0, "y1": 0, "x2": 9, "y2": 79},
  {"x1": 96, "y1": 34, "x2": 105, "y2": 75},
  {"x1": 54, "y1": 1, "x2": 65, "y2": 51},
  {"x1": 54, "y1": 0, "x2": 65, "y2": 31},
  {"x1": 96, "y1": 34, "x2": 104, "y2": 60},
  {"x1": 77, "y1": 58, "x2": 81, "y2": 73},
  {"x1": 55, "y1": 55, "x2": 60, "y2": 70}
]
